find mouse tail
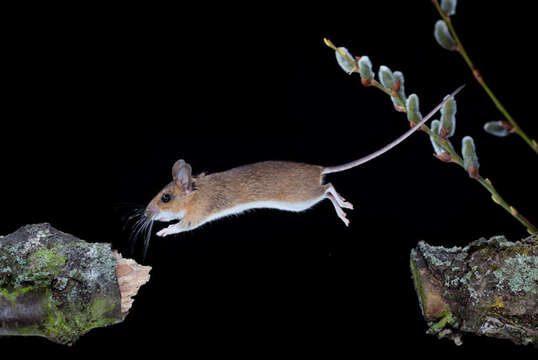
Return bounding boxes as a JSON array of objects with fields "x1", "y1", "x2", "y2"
[{"x1": 321, "y1": 85, "x2": 464, "y2": 175}]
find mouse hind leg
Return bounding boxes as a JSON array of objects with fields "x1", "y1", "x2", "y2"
[
  {"x1": 325, "y1": 184, "x2": 354, "y2": 210},
  {"x1": 324, "y1": 183, "x2": 353, "y2": 226}
]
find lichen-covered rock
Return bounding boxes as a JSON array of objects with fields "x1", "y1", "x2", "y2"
[
  {"x1": 0, "y1": 223, "x2": 123, "y2": 344},
  {"x1": 410, "y1": 234, "x2": 538, "y2": 348}
]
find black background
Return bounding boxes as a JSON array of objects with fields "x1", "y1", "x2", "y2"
[{"x1": 2, "y1": 1, "x2": 537, "y2": 357}]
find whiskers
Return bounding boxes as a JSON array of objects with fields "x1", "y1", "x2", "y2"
[{"x1": 120, "y1": 206, "x2": 155, "y2": 260}]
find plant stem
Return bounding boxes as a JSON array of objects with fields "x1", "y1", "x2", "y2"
[
  {"x1": 432, "y1": 0, "x2": 538, "y2": 154},
  {"x1": 371, "y1": 80, "x2": 400, "y2": 100},
  {"x1": 323, "y1": 38, "x2": 537, "y2": 233},
  {"x1": 475, "y1": 177, "x2": 537, "y2": 234},
  {"x1": 422, "y1": 128, "x2": 536, "y2": 234}
]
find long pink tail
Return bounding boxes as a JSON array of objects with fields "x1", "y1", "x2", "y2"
[{"x1": 322, "y1": 85, "x2": 464, "y2": 175}]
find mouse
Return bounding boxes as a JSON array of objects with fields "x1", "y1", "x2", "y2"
[{"x1": 142, "y1": 86, "x2": 463, "y2": 241}]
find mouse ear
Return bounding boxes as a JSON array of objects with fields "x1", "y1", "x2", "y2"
[{"x1": 172, "y1": 159, "x2": 193, "y2": 193}]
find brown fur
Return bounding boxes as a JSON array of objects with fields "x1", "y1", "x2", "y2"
[{"x1": 148, "y1": 161, "x2": 326, "y2": 229}]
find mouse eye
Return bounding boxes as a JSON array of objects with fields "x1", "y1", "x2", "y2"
[{"x1": 161, "y1": 193, "x2": 171, "y2": 203}]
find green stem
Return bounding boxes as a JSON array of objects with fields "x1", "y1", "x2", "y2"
[
  {"x1": 323, "y1": 37, "x2": 536, "y2": 233},
  {"x1": 432, "y1": 0, "x2": 538, "y2": 154},
  {"x1": 423, "y1": 120, "x2": 537, "y2": 234},
  {"x1": 475, "y1": 177, "x2": 537, "y2": 234},
  {"x1": 371, "y1": 79, "x2": 404, "y2": 107},
  {"x1": 422, "y1": 120, "x2": 536, "y2": 234}
]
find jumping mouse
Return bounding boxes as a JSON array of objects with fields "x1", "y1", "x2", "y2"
[{"x1": 145, "y1": 86, "x2": 463, "y2": 238}]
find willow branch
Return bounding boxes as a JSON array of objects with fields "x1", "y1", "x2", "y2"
[
  {"x1": 323, "y1": 38, "x2": 537, "y2": 234},
  {"x1": 432, "y1": 0, "x2": 538, "y2": 154}
]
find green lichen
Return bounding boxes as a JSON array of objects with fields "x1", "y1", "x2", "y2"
[
  {"x1": 523, "y1": 336, "x2": 538, "y2": 346},
  {"x1": 0, "y1": 286, "x2": 33, "y2": 308},
  {"x1": 21, "y1": 246, "x2": 68, "y2": 286},
  {"x1": 2, "y1": 235, "x2": 67, "y2": 288},
  {"x1": 31, "y1": 247, "x2": 66, "y2": 273},
  {"x1": 458, "y1": 270, "x2": 481, "y2": 305},
  {"x1": 15, "y1": 324, "x2": 40, "y2": 336},
  {"x1": 427, "y1": 310, "x2": 458, "y2": 335},
  {"x1": 494, "y1": 255, "x2": 538, "y2": 295},
  {"x1": 417, "y1": 241, "x2": 459, "y2": 267},
  {"x1": 489, "y1": 235, "x2": 516, "y2": 248},
  {"x1": 410, "y1": 252, "x2": 426, "y2": 316},
  {"x1": 41, "y1": 294, "x2": 118, "y2": 344}
]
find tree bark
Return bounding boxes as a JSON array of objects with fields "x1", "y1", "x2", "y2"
[
  {"x1": 410, "y1": 234, "x2": 537, "y2": 348},
  {"x1": 0, "y1": 223, "x2": 150, "y2": 345}
]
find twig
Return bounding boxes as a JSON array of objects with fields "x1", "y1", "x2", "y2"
[
  {"x1": 323, "y1": 38, "x2": 537, "y2": 234},
  {"x1": 432, "y1": 0, "x2": 538, "y2": 154}
]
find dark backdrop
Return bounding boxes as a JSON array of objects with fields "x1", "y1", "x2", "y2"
[{"x1": 2, "y1": 2, "x2": 536, "y2": 357}]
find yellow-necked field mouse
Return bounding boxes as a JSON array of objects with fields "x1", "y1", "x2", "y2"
[{"x1": 140, "y1": 86, "x2": 463, "y2": 248}]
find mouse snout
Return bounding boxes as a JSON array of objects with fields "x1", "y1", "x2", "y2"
[{"x1": 145, "y1": 204, "x2": 160, "y2": 218}]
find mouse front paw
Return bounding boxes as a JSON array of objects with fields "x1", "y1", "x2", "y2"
[
  {"x1": 156, "y1": 228, "x2": 170, "y2": 237},
  {"x1": 156, "y1": 223, "x2": 184, "y2": 237}
]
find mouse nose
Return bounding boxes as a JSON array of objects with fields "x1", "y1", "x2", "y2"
[{"x1": 145, "y1": 205, "x2": 159, "y2": 218}]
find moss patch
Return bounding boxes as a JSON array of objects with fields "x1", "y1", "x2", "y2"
[
  {"x1": 410, "y1": 253, "x2": 426, "y2": 316},
  {"x1": 427, "y1": 310, "x2": 458, "y2": 335},
  {"x1": 1, "y1": 223, "x2": 123, "y2": 345},
  {"x1": 31, "y1": 247, "x2": 66, "y2": 274},
  {"x1": 41, "y1": 291, "x2": 118, "y2": 344},
  {"x1": 0, "y1": 286, "x2": 33, "y2": 308}
]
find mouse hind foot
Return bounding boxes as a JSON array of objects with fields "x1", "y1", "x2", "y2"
[
  {"x1": 324, "y1": 184, "x2": 354, "y2": 226},
  {"x1": 325, "y1": 184, "x2": 353, "y2": 209},
  {"x1": 326, "y1": 192, "x2": 350, "y2": 226}
]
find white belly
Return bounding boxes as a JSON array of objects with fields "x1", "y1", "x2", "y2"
[{"x1": 202, "y1": 197, "x2": 325, "y2": 226}]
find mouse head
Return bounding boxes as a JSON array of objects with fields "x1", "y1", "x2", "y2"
[{"x1": 145, "y1": 159, "x2": 194, "y2": 222}]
